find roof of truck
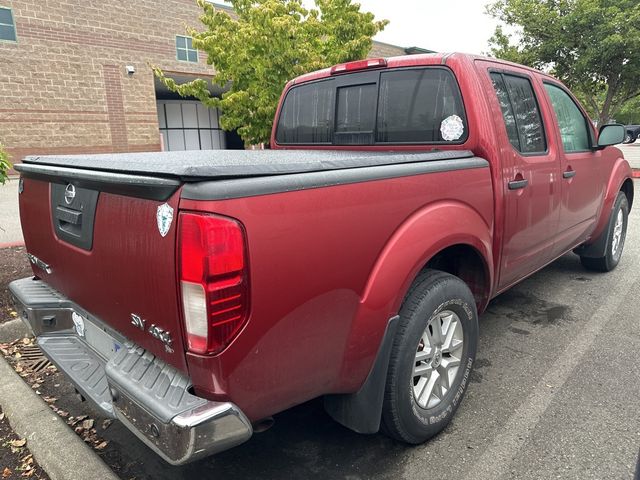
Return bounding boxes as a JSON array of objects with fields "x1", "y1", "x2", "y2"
[{"x1": 289, "y1": 52, "x2": 558, "y2": 87}]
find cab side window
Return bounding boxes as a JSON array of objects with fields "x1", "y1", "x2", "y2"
[
  {"x1": 490, "y1": 72, "x2": 546, "y2": 154},
  {"x1": 543, "y1": 83, "x2": 591, "y2": 152}
]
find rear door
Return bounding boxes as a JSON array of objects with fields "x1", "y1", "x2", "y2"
[
  {"x1": 541, "y1": 82, "x2": 605, "y2": 256},
  {"x1": 478, "y1": 62, "x2": 562, "y2": 290}
]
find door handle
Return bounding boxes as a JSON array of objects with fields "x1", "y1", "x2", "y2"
[
  {"x1": 563, "y1": 170, "x2": 576, "y2": 179},
  {"x1": 508, "y1": 179, "x2": 529, "y2": 190}
]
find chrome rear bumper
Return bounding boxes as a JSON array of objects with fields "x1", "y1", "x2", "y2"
[{"x1": 9, "y1": 277, "x2": 252, "y2": 465}]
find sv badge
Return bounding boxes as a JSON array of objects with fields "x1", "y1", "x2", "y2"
[
  {"x1": 130, "y1": 313, "x2": 146, "y2": 330},
  {"x1": 130, "y1": 314, "x2": 174, "y2": 353}
]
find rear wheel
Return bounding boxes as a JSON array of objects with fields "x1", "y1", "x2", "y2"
[
  {"x1": 624, "y1": 133, "x2": 633, "y2": 144},
  {"x1": 580, "y1": 191, "x2": 629, "y2": 272},
  {"x1": 381, "y1": 270, "x2": 478, "y2": 444}
]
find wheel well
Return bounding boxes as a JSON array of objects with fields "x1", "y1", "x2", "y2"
[
  {"x1": 423, "y1": 244, "x2": 490, "y2": 310},
  {"x1": 621, "y1": 178, "x2": 634, "y2": 210}
]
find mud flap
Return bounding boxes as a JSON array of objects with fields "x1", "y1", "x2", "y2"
[
  {"x1": 573, "y1": 202, "x2": 617, "y2": 259},
  {"x1": 323, "y1": 315, "x2": 399, "y2": 434}
]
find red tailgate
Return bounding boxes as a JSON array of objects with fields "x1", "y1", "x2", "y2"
[{"x1": 19, "y1": 178, "x2": 187, "y2": 372}]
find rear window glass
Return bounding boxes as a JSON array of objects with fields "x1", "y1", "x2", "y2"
[
  {"x1": 276, "y1": 80, "x2": 335, "y2": 144},
  {"x1": 335, "y1": 83, "x2": 377, "y2": 145},
  {"x1": 377, "y1": 69, "x2": 465, "y2": 143},
  {"x1": 275, "y1": 67, "x2": 467, "y2": 145}
]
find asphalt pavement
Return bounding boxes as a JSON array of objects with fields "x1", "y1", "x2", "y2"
[{"x1": 622, "y1": 141, "x2": 640, "y2": 169}]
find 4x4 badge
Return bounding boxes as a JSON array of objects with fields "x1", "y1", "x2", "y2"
[{"x1": 156, "y1": 203, "x2": 174, "y2": 238}]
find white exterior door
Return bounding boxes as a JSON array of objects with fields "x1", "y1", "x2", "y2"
[{"x1": 157, "y1": 100, "x2": 226, "y2": 151}]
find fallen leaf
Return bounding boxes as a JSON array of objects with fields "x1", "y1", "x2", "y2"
[
  {"x1": 95, "y1": 441, "x2": 109, "y2": 450},
  {"x1": 57, "y1": 410, "x2": 68, "y2": 418},
  {"x1": 82, "y1": 419, "x2": 94, "y2": 430},
  {"x1": 9, "y1": 311, "x2": 17, "y2": 317},
  {"x1": 3, "y1": 467, "x2": 12, "y2": 478},
  {"x1": 0, "y1": 412, "x2": 4, "y2": 421},
  {"x1": 43, "y1": 396, "x2": 57, "y2": 404},
  {"x1": 101, "y1": 419, "x2": 112, "y2": 430},
  {"x1": 11, "y1": 438, "x2": 27, "y2": 448},
  {"x1": 76, "y1": 415, "x2": 88, "y2": 422}
]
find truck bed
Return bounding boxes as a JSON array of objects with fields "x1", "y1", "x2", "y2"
[
  {"x1": 14, "y1": 147, "x2": 493, "y2": 422},
  {"x1": 21, "y1": 149, "x2": 475, "y2": 180}
]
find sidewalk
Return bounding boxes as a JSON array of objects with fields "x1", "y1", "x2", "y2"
[
  {"x1": 0, "y1": 178, "x2": 23, "y2": 247},
  {"x1": 619, "y1": 140, "x2": 640, "y2": 176}
]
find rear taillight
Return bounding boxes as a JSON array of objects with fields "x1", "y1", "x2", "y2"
[{"x1": 179, "y1": 212, "x2": 249, "y2": 355}]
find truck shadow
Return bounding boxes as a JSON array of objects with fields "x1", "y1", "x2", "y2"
[{"x1": 104, "y1": 396, "x2": 407, "y2": 480}]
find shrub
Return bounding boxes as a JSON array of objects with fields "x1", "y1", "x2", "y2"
[{"x1": 0, "y1": 142, "x2": 10, "y2": 185}]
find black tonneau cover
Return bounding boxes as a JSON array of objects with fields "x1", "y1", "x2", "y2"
[{"x1": 22, "y1": 149, "x2": 473, "y2": 180}]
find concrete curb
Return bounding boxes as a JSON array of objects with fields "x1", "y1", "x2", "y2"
[
  {"x1": 0, "y1": 318, "x2": 30, "y2": 341},
  {"x1": 0, "y1": 323, "x2": 119, "y2": 480},
  {"x1": 0, "y1": 241, "x2": 25, "y2": 249}
]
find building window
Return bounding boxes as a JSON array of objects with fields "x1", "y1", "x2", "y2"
[
  {"x1": 0, "y1": 7, "x2": 17, "y2": 42},
  {"x1": 176, "y1": 35, "x2": 197, "y2": 63},
  {"x1": 157, "y1": 101, "x2": 226, "y2": 151}
]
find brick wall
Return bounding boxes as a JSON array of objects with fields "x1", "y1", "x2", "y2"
[
  {"x1": 0, "y1": 0, "x2": 214, "y2": 162},
  {"x1": 0, "y1": 0, "x2": 416, "y2": 165},
  {"x1": 370, "y1": 41, "x2": 407, "y2": 58}
]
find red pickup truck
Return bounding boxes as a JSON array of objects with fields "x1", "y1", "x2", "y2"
[{"x1": 10, "y1": 53, "x2": 632, "y2": 464}]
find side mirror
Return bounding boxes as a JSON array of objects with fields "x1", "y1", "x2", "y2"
[{"x1": 596, "y1": 124, "x2": 625, "y2": 148}]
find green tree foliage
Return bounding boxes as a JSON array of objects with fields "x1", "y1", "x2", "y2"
[
  {"x1": 616, "y1": 96, "x2": 640, "y2": 124},
  {"x1": 0, "y1": 142, "x2": 11, "y2": 185},
  {"x1": 487, "y1": 0, "x2": 640, "y2": 124},
  {"x1": 155, "y1": 0, "x2": 388, "y2": 146}
]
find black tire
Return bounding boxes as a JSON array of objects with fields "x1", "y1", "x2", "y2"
[
  {"x1": 381, "y1": 269, "x2": 478, "y2": 444},
  {"x1": 624, "y1": 134, "x2": 633, "y2": 144},
  {"x1": 580, "y1": 191, "x2": 629, "y2": 272}
]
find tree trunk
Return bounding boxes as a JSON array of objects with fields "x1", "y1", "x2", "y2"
[{"x1": 599, "y1": 74, "x2": 620, "y2": 125}]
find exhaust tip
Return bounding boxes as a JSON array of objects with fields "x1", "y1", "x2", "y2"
[{"x1": 252, "y1": 416, "x2": 275, "y2": 433}]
